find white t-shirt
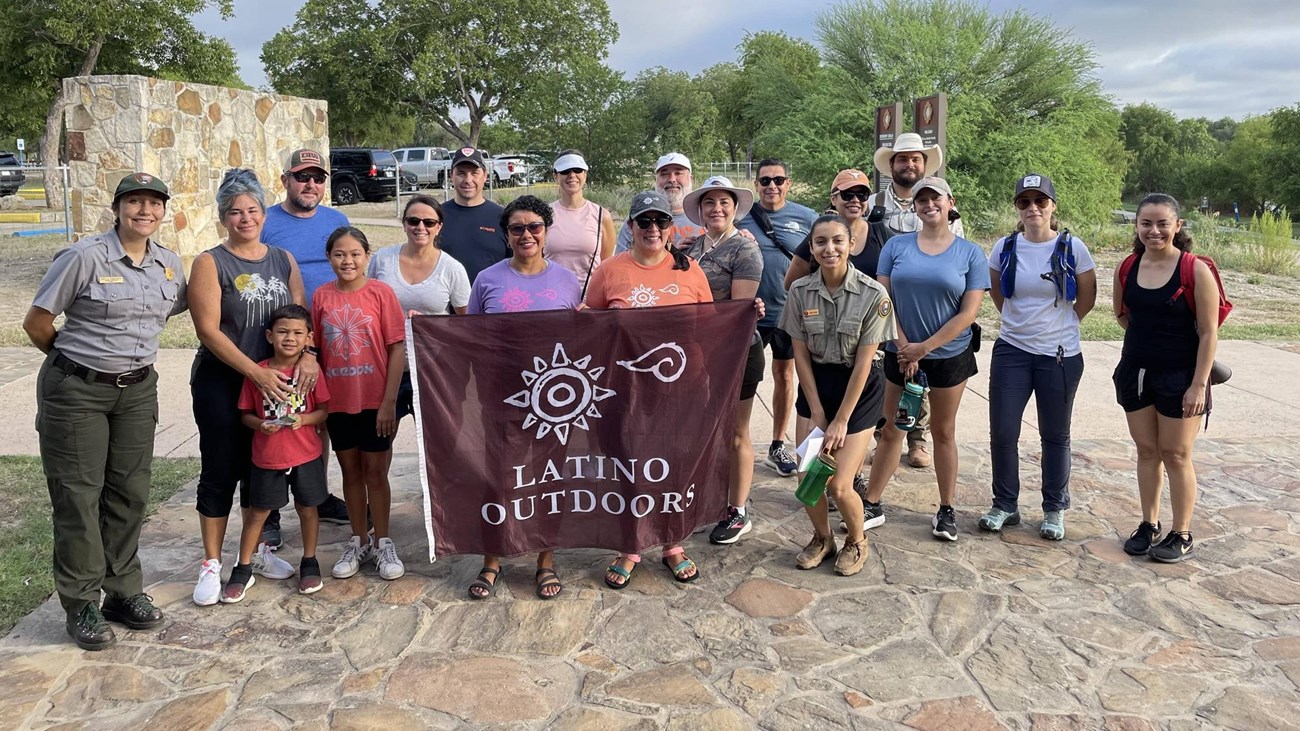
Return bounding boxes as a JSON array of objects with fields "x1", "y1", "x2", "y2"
[
  {"x1": 367, "y1": 245, "x2": 471, "y2": 316},
  {"x1": 988, "y1": 233, "x2": 1095, "y2": 357}
]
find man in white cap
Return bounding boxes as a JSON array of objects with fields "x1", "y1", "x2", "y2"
[
  {"x1": 867, "y1": 132, "x2": 964, "y2": 468},
  {"x1": 615, "y1": 152, "x2": 707, "y2": 253}
]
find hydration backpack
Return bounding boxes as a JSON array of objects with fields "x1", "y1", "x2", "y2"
[{"x1": 998, "y1": 229, "x2": 1077, "y2": 303}]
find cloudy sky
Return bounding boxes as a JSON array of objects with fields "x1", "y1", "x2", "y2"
[{"x1": 195, "y1": 0, "x2": 1300, "y2": 120}]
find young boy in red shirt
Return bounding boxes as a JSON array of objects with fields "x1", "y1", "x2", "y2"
[{"x1": 226, "y1": 304, "x2": 331, "y2": 600}]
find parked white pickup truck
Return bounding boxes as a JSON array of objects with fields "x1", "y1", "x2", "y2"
[
  {"x1": 488, "y1": 154, "x2": 535, "y2": 188},
  {"x1": 393, "y1": 147, "x2": 451, "y2": 188}
]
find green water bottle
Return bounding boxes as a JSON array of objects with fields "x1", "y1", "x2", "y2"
[
  {"x1": 795, "y1": 452, "x2": 837, "y2": 507},
  {"x1": 895, "y1": 371, "x2": 929, "y2": 432}
]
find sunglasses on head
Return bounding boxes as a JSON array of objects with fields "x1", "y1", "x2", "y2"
[
  {"x1": 838, "y1": 189, "x2": 871, "y2": 202},
  {"x1": 292, "y1": 171, "x2": 327, "y2": 185},
  {"x1": 757, "y1": 176, "x2": 788, "y2": 187},
  {"x1": 507, "y1": 221, "x2": 546, "y2": 237},
  {"x1": 557, "y1": 168, "x2": 585, "y2": 176},
  {"x1": 1015, "y1": 196, "x2": 1052, "y2": 210},
  {"x1": 634, "y1": 214, "x2": 673, "y2": 230},
  {"x1": 404, "y1": 216, "x2": 441, "y2": 228}
]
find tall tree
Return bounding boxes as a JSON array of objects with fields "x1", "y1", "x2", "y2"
[
  {"x1": 0, "y1": 0, "x2": 239, "y2": 181},
  {"x1": 263, "y1": 0, "x2": 617, "y2": 148}
]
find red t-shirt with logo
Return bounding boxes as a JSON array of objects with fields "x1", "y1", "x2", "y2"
[
  {"x1": 238, "y1": 362, "x2": 331, "y2": 470},
  {"x1": 311, "y1": 279, "x2": 406, "y2": 414}
]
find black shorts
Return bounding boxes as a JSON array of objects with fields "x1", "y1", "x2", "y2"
[
  {"x1": 758, "y1": 325, "x2": 793, "y2": 361},
  {"x1": 397, "y1": 371, "x2": 414, "y2": 419},
  {"x1": 795, "y1": 359, "x2": 886, "y2": 434},
  {"x1": 326, "y1": 410, "x2": 392, "y2": 453},
  {"x1": 883, "y1": 348, "x2": 977, "y2": 389},
  {"x1": 740, "y1": 339, "x2": 765, "y2": 400},
  {"x1": 1113, "y1": 360, "x2": 1200, "y2": 419},
  {"x1": 247, "y1": 459, "x2": 329, "y2": 510}
]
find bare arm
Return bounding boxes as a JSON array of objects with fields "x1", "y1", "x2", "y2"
[
  {"x1": 988, "y1": 266, "x2": 1004, "y2": 312},
  {"x1": 23, "y1": 307, "x2": 57, "y2": 353},
  {"x1": 375, "y1": 341, "x2": 406, "y2": 438},
  {"x1": 190, "y1": 253, "x2": 293, "y2": 399},
  {"x1": 729, "y1": 278, "x2": 759, "y2": 302},
  {"x1": 599, "y1": 210, "x2": 617, "y2": 261},
  {"x1": 791, "y1": 339, "x2": 826, "y2": 430},
  {"x1": 1074, "y1": 268, "x2": 1097, "y2": 322},
  {"x1": 1183, "y1": 261, "x2": 1220, "y2": 417},
  {"x1": 783, "y1": 257, "x2": 812, "y2": 291}
]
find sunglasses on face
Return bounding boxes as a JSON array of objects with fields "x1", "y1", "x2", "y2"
[
  {"x1": 292, "y1": 172, "x2": 327, "y2": 185},
  {"x1": 507, "y1": 222, "x2": 546, "y2": 237},
  {"x1": 1015, "y1": 196, "x2": 1052, "y2": 210},
  {"x1": 757, "y1": 176, "x2": 789, "y2": 187},
  {"x1": 838, "y1": 189, "x2": 871, "y2": 202},
  {"x1": 404, "y1": 216, "x2": 441, "y2": 228},
  {"x1": 634, "y1": 214, "x2": 674, "y2": 230},
  {"x1": 557, "y1": 168, "x2": 585, "y2": 176}
]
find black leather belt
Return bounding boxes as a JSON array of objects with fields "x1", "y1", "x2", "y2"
[{"x1": 53, "y1": 352, "x2": 151, "y2": 387}]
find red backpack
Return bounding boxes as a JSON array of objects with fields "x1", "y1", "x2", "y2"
[{"x1": 1118, "y1": 251, "x2": 1233, "y2": 327}]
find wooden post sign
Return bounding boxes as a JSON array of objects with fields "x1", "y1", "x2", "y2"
[
  {"x1": 913, "y1": 94, "x2": 948, "y2": 177},
  {"x1": 874, "y1": 102, "x2": 904, "y2": 192}
]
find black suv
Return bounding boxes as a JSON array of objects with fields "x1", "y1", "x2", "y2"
[
  {"x1": 328, "y1": 147, "x2": 417, "y2": 205},
  {"x1": 0, "y1": 151, "x2": 24, "y2": 197}
]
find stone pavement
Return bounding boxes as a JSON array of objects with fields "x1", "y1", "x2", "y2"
[{"x1": 2, "y1": 344, "x2": 1300, "y2": 729}]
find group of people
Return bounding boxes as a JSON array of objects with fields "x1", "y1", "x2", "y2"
[{"x1": 27, "y1": 134, "x2": 1222, "y2": 651}]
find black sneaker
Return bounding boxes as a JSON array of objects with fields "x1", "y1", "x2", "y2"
[
  {"x1": 932, "y1": 505, "x2": 958, "y2": 542},
  {"x1": 709, "y1": 507, "x2": 752, "y2": 545},
  {"x1": 839, "y1": 498, "x2": 885, "y2": 532},
  {"x1": 261, "y1": 510, "x2": 283, "y2": 550},
  {"x1": 66, "y1": 603, "x2": 116, "y2": 651},
  {"x1": 101, "y1": 593, "x2": 165, "y2": 630},
  {"x1": 764, "y1": 443, "x2": 798, "y2": 477},
  {"x1": 1149, "y1": 531, "x2": 1194, "y2": 563},
  {"x1": 318, "y1": 494, "x2": 350, "y2": 525},
  {"x1": 1123, "y1": 521, "x2": 1162, "y2": 556}
]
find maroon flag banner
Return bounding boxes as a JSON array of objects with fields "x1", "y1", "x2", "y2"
[{"x1": 407, "y1": 300, "x2": 758, "y2": 559}]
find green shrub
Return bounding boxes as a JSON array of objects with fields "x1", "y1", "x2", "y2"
[{"x1": 1245, "y1": 210, "x2": 1299, "y2": 276}]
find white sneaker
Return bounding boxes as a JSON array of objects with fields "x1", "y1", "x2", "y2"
[
  {"x1": 252, "y1": 542, "x2": 295, "y2": 580},
  {"x1": 332, "y1": 535, "x2": 374, "y2": 579},
  {"x1": 193, "y1": 559, "x2": 222, "y2": 606},
  {"x1": 375, "y1": 537, "x2": 405, "y2": 580}
]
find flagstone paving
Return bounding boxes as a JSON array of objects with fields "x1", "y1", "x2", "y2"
[{"x1": 3, "y1": 436, "x2": 1299, "y2": 730}]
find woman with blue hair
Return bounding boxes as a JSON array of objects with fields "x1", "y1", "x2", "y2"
[{"x1": 188, "y1": 168, "x2": 315, "y2": 605}]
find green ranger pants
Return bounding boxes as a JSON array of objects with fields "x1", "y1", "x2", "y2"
[{"x1": 35, "y1": 354, "x2": 159, "y2": 615}]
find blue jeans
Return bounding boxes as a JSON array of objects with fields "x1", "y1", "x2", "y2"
[{"x1": 988, "y1": 339, "x2": 1083, "y2": 513}]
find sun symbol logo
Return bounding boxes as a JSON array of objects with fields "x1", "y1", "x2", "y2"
[
  {"x1": 500, "y1": 287, "x2": 534, "y2": 312},
  {"x1": 504, "y1": 343, "x2": 616, "y2": 445},
  {"x1": 323, "y1": 304, "x2": 373, "y2": 360},
  {"x1": 628, "y1": 284, "x2": 659, "y2": 308}
]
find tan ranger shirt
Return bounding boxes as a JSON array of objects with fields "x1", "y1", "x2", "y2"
[
  {"x1": 32, "y1": 229, "x2": 188, "y2": 373},
  {"x1": 780, "y1": 264, "x2": 897, "y2": 366}
]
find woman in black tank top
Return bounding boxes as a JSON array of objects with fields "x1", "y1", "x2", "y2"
[{"x1": 1111, "y1": 194, "x2": 1221, "y2": 565}]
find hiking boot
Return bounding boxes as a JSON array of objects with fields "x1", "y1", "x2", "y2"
[
  {"x1": 375, "y1": 537, "x2": 406, "y2": 580},
  {"x1": 908, "y1": 443, "x2": 932, "y2": 468},
  {"x1": 834, "y1": 538, "x2": 868, "y2": 576},
  {"x1": 220, "y1": 565, "x2": 255, "y2": 604},
  {"x1": 318, "y1": 494, "x2": 350, "y2": 525},
  {"x1": 709, "y1": 507, "x2": 752, "y2": 545},
  {"x1": 932, "y1": 505, "x2": 958, "y2": 541},
  {"x1": 333, "y1": 535, "x2": 374, "y2": 578},
  {"x1": 1149, "y1": 531, "x2": 1194, "y2": 563},
  {"x1": 764, "y1": 443, "x2": 798, "y2": 477},
  {"x1": 193, "y1": 559, "x2": 222, "y2": 606},
  {"x1": 978, "y1": 508, "x2": 1021, "y2": 532},
  {"x1": 1123, "y1": 521, "x2": 1162, "y2": 556},
  {"x1": 252, "y1": 542, "x2": 295, "y2": 580},
  {"x1": 66, "y1": 604, "x2": 116, "y2": 651},
  {"x1": 1039, "y1": 510, "x2": 1066, "y2": 541},
  {"x1": 796, "y1": 533, "x2": 836, "y2": 570},
  {"x1": 101, "y1": 593, "x2": 164, "y2": 630},
  {"x1": 260, "y1": 510, "x2": 283, "y2": 550}
]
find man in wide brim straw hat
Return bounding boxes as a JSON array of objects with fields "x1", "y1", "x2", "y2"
[
  {"x1": 681, "y1": 175, "x2": 755, "y2": 227},
  {"x1": 872, "y1": 132, "x2": 944, "y2": 179}
]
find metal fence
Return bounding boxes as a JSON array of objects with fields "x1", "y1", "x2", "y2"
[{"x1": 0, "y1": 165, "x2": 72, "y2": 242}]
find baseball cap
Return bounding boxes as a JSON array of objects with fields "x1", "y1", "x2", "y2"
[
  {"x1": 655, "y1": 152, "x2": 692, "y2": 172},
  {"x1": 553, "y1": 153, "x2": 588, "y2": 172},
  {"x1": 830, "y1": 169, "x2": 872, "y2": 194},
  {"x1": 1014, "y1": 173, "x2": 1056, "y2": 202},
  {"x1": 113, "y1": 172, "x2": 170, "y2": 202},
  {"x1": 286, "y1": 148, "x2": 327, "y2": 173},
  {"x1": 451, "y1": 146, "x2": 488, "y2": 171},
  {"x1": 913, "y1": 176, "x2": 953, "y2": 198},
  {"x1": 627, "y1": 190, "x2": 673, "y2": 220}
]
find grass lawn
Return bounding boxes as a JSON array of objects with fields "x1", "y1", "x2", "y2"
[{"x1": 0, "y1": 456, "x2": 200, "y2": 634}]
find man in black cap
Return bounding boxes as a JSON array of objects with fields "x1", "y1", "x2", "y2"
[{"x1": 441, "y1": 147, "x2": 508, "y2": 283}]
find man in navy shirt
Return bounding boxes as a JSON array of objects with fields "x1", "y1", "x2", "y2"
[
  {"x1": 440, "y1": 147, "x2": 508, "y2": 284},
  {"x1": 736, "y1": 159, "x2": 817, "y2": 478}
]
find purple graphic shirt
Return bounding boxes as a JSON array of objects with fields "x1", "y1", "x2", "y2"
[{"x1": 467, "y1": 259, "x2": 582, "y2": 314}]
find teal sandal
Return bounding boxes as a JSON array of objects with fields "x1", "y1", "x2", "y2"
[
  {"x1": 662, "y1": 553, "x2": 700, "y2": 583},
  {"x1": 604, "y1": 557, "x2": 636, "y2": 590}
]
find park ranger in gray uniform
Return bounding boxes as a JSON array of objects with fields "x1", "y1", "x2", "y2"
[{"x1": 24, "y1": 172, "x2": 188, "y2": 650}]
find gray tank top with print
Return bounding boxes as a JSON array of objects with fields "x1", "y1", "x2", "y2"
[{"x1": 197, "y1": 245, "x2": 295, "y2": 363}]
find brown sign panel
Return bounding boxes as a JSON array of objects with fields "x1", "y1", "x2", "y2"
[
  {"x1": 913, "y1": 93, "x2": 948, "y2": 177},
  {"x1": 875, "y1": 102, "x2": 904, "y2": 191}
]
